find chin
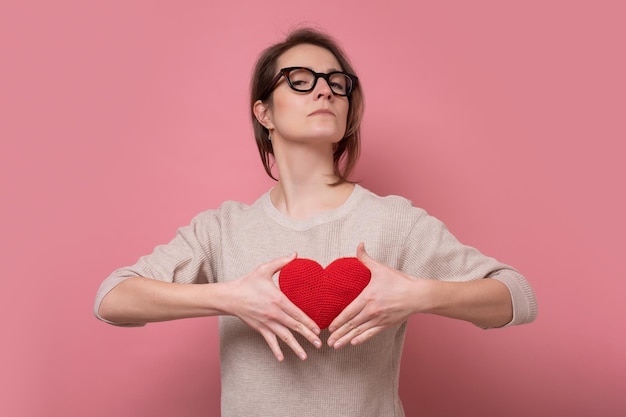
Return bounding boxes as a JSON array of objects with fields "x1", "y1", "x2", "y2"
[
  {"x1": 308, "y1": 128, "x2": 346, "y2": 143},
  {"x1": 283, "y1": 128, "x2": 346, "y2": 145}
]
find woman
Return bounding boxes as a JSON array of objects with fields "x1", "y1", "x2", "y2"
[{"x1": 95, "y1": 28, "x2": 537, "y2": 417}]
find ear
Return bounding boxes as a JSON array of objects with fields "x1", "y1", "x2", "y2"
[{"x1": 253, "y1": 100, "x2": 274, "y2": 130}]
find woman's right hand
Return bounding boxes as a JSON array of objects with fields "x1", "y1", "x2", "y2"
[{"x1": 225, "y1": 253, "x2": 322, "y2": 361}]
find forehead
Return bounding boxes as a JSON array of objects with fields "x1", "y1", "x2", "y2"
[{"x1": 277, "y1": 43, "x2": 342, "y2": 72}]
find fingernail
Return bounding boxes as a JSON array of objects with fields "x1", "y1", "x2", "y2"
[
  {"x1": 299, "y1": 352, "x2": 307, "y2": 360},
  {"x1": 313, "y1": 340, "x2": 321, "y2": 348},
  {"x1": 313, "y1": 328, "x2": 320, "y2": 335},
  {"x1": 334, "y1": 341, "x2": 342, "y2": 349},
  {"x1": 327, "y1": 338, "x2": 335, "y2": 347}
]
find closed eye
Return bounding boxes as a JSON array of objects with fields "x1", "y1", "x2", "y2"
[{"x1": 330, "y1": 82, "x2": 345, "y2": 91}]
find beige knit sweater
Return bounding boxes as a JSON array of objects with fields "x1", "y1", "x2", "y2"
[{"x1": 95, "y1": 185, "x2": 537, "y2": 417}]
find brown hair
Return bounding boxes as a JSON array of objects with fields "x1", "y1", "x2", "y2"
[{"x1": 250, "y1": 27, "x2": 364, "y2": 184}]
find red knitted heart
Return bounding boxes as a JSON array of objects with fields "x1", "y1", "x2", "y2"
[{"x1": 278, "y1": 257, "x2": 371, "y2": 330}]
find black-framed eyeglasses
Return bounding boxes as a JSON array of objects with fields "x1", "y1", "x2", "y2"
[{"x1": 265, "y1": 66, "x2": 358, "y2": 98}]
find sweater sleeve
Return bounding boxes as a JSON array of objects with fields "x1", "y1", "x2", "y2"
[
  {"x1": 399, "y1": 209, "x2": 537, "y2": 326},
  {"x1": 93, "y1": 209, "x2": 221, "y2": 325}
]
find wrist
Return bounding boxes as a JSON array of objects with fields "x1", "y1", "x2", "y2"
[
  {"x1": 411, "y1": 278, "x2": 445, "y2": 315},
  {"x1": 199, "y1": 281, "x2": 235, "y2": 316}
]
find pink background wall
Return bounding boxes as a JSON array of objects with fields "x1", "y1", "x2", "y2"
[{"x1": 1, "y1": 1, "x2": 624, "y2": 416}]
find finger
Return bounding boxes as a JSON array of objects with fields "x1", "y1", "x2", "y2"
[
  {"x1": 329, "y1": 319, "x2": 374, "y2": 349},
  {"x1": 281, "y1": 301, "x2": 322, "y2": 344},
  {"x1": 349, "y1": 325, "x2": 383, "y2": 346},
  {"x1": 264, "y1": 321, "x2": 307, "y2": 360},
  {"x1": 262, "y1": 252, "x2": 298, "y2": 275},
  {"x1": 259, "y1": 329, "x2": 285, "y2": 362},
  {"x1": 327, "y1": 301, "x2": 367, "y2": 346},
  {"x1": 276, "y1": 327, "x2": 307, "y2": 360},
  {"x1": 328, "y1": 293, "x2": 366, "y2": 334},
  {"x1": 356, "y1": 242, "x2": 371, "y2": 264},
  {"x1": 357, "y1": 242, "x2": 383, "y2": 272}
]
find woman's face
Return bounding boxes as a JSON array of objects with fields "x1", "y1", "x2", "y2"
[{"x1": 265, "y1": 44, "x2": 350, "y2": 147}]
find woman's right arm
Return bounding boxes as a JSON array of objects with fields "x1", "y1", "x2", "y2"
[
  {"x1": 97, "y1": 276, "x2": 231, "y2": 324},
  {"x1": 94, "y1": 211, "x2": 219, "y2": 326},
  {"x1": 97, "y1": 253, "x2": 322, "y2": 361}
]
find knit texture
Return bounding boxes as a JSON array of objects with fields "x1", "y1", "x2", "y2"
[
  {"x1": 279, "y1": 257, "x2": 371, "y2": 329},
  {"x1": 95, "y1": 185, "x2": 538, "y2": 417}
]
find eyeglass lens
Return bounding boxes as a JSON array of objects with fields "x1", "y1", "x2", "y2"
[{"x1": 287, "y1": 68, "x2": 352, "y2": 95}]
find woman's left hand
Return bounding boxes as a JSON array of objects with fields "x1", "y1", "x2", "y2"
[{"x1": 327, "y1": 243, "x2": 429, "y2": 348}]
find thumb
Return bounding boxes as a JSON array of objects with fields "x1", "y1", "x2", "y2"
[
  {"x1": 268, "y1": 252, "x2": 298, "y2": 273},
  {"x1": 356, "y1": 242, "x2": 373, "y2": 265}
]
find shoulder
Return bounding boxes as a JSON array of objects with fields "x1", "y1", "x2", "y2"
[
  {"x1": 350, "y1": 186, "x2": 434, "y2": 243},
  {"x1": 188, "y1": 194, "x2": 267, "y2": 227},
  {"x1": 355, "y1": 185, "x2": 427, "y2": 221}
]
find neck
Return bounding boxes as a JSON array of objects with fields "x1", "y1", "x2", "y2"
[
  {"x1": 271, "y1": 181, "x2": 355, "y2": 220},
  {"x1": 270, "y1": 140, "x2": 354, "y2": 220}
]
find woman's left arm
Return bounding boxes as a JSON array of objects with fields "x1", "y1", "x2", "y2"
[{"x1": 327, "y1": 243, "x2": 514, "y2": 348}]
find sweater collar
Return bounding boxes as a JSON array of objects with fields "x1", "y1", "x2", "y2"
[{"x1": 261, "y1": 184, "x2": 365, "y2": 231}]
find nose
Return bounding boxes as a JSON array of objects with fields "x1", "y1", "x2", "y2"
[{"x1": 313, "y1": 76, "x2": 333, "y2": 99}]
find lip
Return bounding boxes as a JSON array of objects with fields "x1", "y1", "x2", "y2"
[{"x1": 308, "y1": 109, "x2": 335, "y2": 117}]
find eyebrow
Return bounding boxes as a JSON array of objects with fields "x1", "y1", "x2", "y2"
[{"x1": 303, "y1": 66, "x2": 343, "y2": 73}]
